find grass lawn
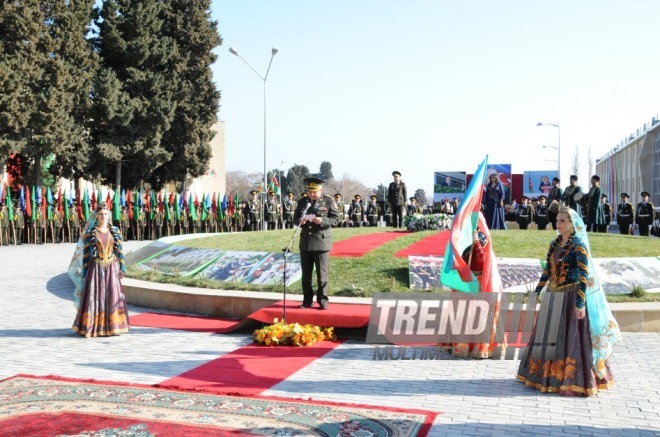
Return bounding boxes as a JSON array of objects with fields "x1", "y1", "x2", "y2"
[{"x1": 127, "y1": 226, "x2": 660, "y2": 302}]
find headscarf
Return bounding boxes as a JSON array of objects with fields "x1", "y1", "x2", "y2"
[
  {"x1": 567, "y1": 208, "x2": 622, "y2": 377},
  {"x1": 67, "y1": 212, "x2": 97, "y2": 309}
]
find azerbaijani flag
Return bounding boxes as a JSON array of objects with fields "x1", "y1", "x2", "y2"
[{"x1": 440, "y1": 156, "x2": 502, "y2": 294}]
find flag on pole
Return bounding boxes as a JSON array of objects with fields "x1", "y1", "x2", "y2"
[
  {"x1": 46, "y1": 186, "x2": 53, "y2": 206},
  {"x1": 25, "y1": 186, "x2": 32, "y2": 218},
  {"x1": 90, "y1": 189, "x2": 96, "y2": 210},
  {"x1": 440, "y1": 156, "x2": 502, "y2": 293},
  {"x1": 82, "y1": 190, "x2": 90, "y2": 220},
  {"x1": 6, "y1": 188, "x2": 13, "y2": 221},
  {"x1": 270, "y1": 176, "x2": 281, "y2": 195},
  {"x1": 34, "y1": 185, "x2": 41, "y2": 207},
  {"x1": 31, "y1": 186, "x2": 36, "y2": 220},
  {"x1": 175, "y1": 193, "x2": 181, "y2": 220},
  {"x1": 19, "y1": 186, "x2": 25, "y2": 213},
  {"x1": 112, "y1": 190, "x2": 120, "y2": 221},
  {"x1": 63, "y1": 191, "x2": 69, "y2": 221}
]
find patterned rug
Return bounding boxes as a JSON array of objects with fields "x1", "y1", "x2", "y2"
[{"x1": 0, "y1": 375, "x2": 437, "y2": 436}]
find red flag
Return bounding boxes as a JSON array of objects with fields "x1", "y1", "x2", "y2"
[
  {"x1": 58, "y1": 190, "x2": 63, "y2": 215},
  {"x1": 25, "y1": 185, "x2": 32, "y2": 219},
  {"x1": 228, "y1": 192, "x2": 234, "y2": 216},
  {"x1": 106, "y1": 192, "x2": 112, "y2": 210},
  {"x1": 168, "y1": 191, "x2": 175, "y2": 206},
  {"x1": 91, "y1": 190, "x2": 97, "y2": 210},
  {"x1": 211, "y1": 192, "x2": 217, "y2": 213},
  {"x1": 126, "y1": 189, "x2": 133, "y2": 220},
  {"x1": 158, "y1": 191, "x2": 164, "y2": 212}
]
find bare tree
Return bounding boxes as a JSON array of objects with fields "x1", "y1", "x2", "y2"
[
  {"x1": 324, "y1": 173, "x2": 371, "y2": 200},
  {"x1": 587, "y1": 146, "x2": 594, "y2": 178},
  {"x1": 226, "y1": 170, "x2": 262, "y2": 200},
  {"x1": 571, "y1": 147, "x2": 581, "y2": 179}
]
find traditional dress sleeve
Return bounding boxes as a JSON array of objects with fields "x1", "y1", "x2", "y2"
[
  {"x1": 111, "y1": 226, "x2": 126, "y2": 274},
  {"x1": 573, "y1": 241, "x2": 588, "y2": 310},
  {"x1": 81, "y1": 230, "x2": 94, "y2": 279}
]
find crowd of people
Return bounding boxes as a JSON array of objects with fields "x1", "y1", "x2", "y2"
[{"x1": 499, "y1": 175, "x2": 657, "y2": 236}]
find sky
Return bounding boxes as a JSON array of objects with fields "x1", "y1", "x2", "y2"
[{"x1": 210, "y1": 0, "x2": 660, "y2": 199}]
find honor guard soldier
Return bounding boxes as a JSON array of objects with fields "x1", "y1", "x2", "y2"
[
  {"x1": 516, "y1": 196, "x2": 533, "y2": 230},
  {"x1": 282, "y1": 191, "x2": 297, "y2": 229},
  {"x1": 616, "y1": 193, "x2": 633, "y2": 234},
  {"x1": 245, "y1": 190, "x2": 261, "y2": 231},
  {"x1": 407, "y1": 197, "x2": 422, "y2": 215},
  {"x1": 34, "y1": 202, "x2": 45, "y2": 244},
  {"x1": 193, "y1": 205, "x2": 202, "y2": 234},
  {"x1": 235, "y1": 201, "x2": 246, "y2": 232},
  {"x1": 265, "y1": 190, "x2": 278, "y2": 230},
  {"x1": 547, "y1": 177, "x2": 563, "y2": 230},
  {"x1": 167, "y1": 205, "x2": 177, "y2": 236},
  {"x1": 535, "y1": 195, "x2": 549, "y2": 230},
  {"x1": 13, "y1": 203, "x2": 24, "y2": 244},
  {"x1": 366, "y1": 195, "x2": 381, "y2": 227},
  {"x1": 585, "y1": 175, "x2": 605, "y2": 233},
  {"x1": 387, "y1": 170, "x2": 407, "y2": 228},
  {"x1": 561, "y1": 175, "x2": 583, "y2": 218},
  {"x1": 119, "y1": 206, "x2": 129, "y2": 240},
  {"x1": 601, "y1": 194, "x2": 612, "y2": 233},
  {"x1": 69, "y1": 204, "x2": 80, "y2": 242},
  {"x1": 293, "y1": 177, "x2": 340, "y2": 310},
  {"x1": 636, "y1": 191, "x2": 654, "y2": 236},
  {"x1": 333, "y1": 193, "x2": 347, "y2": 227},
  {"x1": 384, "y1": 202, "x2": 393, "y2": 226},
  {"x1": 51, "y1": 204, "x2": 63, "y2": 243},
  {"x1": 153, "y1": 207, "x2": 163, "y2": 239},
  {"x1": 348, "y1": 194, "x2": 365, "y2": 227},
  {"x1": 0, "y1": 203, "x2": 8, "y2": 245},
  {"x1": 208, "y1": 206, "x2": 217, "y2": 233}
]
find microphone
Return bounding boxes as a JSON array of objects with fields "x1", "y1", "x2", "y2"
[{"x1": 300, "y1": 201, "x2": 313, "y2": 225}]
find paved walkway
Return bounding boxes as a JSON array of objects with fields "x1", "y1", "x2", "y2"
[{"x1": 1, "y1": 242, "x2": 659, "y2": 436}]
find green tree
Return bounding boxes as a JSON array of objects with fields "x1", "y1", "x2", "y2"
[
  {"x1": 89, "y1": 0, "x2": 178, "y2": 189},
  {"x1": 0, "y1": 0, "x2": 97, "y2": 187},
  {"x1": 150, "y1": 0, "x2": 222, "y2": 187},
  {"x1": 414, "y1": 188, "x2": 427, "y2": 205},
  {"x1": 319, "y1": 161, "x2": 334, "y2": 181},
  {"x1": 286, "y1": 164, "x2": 310, "y2": 198}
]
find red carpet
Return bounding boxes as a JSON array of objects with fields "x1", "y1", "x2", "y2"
[
  {"x1": 250, "y1": 300, "x2": 371, "y2": 328},
  {"x1": 158, "y1": 340, "x2": 343, "y2": 396},
  {"x1": 330, "y1": 231, "x2": 408, "y2": 257},
  {"x1": 395, "y1": 231, "x2": 450, "y2": 258},
  {"x1": 130, "y1": 312, "x2": 244, "y2": 333}
]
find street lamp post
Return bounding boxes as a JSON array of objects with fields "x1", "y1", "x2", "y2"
[
  {"x1": 537, "y1": 122, "x2": 561, "y2": 182},
  {"x1": 229, "y1": 46, "x2": 278, "y2": 231}
]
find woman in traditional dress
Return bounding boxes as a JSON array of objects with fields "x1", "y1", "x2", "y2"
[
  {"x1": 72, "y1": 205, "x2": 129, "y2": 337},
  {"x1": 516, "y1": 206, "x2": 621, "y2": 396},
  {"x1": 483, "y1": 174, "x2": 506, "y2": 230}
]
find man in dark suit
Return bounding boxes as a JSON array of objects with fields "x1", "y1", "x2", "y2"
[
  {"x1": 294, "y1": 177, "x2": 340, "y2": 310},
  {"x1": 561, "y1": 175, "x2": 583, "y2": 218},
  {"x1": 387, "y1": 170, "x2": 407, "y2": 228}
]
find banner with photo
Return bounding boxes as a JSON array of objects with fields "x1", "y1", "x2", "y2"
[
  {"x1": 198, "y1": 251, "x2": 302, "y2": 286},
  {"x1": 134, "y1": 246, "x2": 222, "y2": 276},
  {"x1": 433, "y1": 171, "x2": 466, "y2": 204},
  {"x1": 486, "y1": 164, "x2": 512, "y2": 204},
  {"x1": 523, "y1": 170, "x2": 559, "y2": 199}
]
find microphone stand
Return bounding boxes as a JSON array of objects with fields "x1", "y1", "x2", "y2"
[{"x1": 281, "y1": 202, "x2": 311, "y2": 324}]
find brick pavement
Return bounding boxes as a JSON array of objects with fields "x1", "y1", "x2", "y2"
[{"x1": 0, "y1": 242, "x2": 659, "y2": 436}]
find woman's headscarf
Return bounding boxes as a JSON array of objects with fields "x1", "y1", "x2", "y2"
[{"x1": 567, "y1": 208, "x2": 622, "y2": 377}]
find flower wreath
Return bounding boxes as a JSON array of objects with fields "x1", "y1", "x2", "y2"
[{"x1": 253, "y1": 319, "x2": 335, "y2": 346}]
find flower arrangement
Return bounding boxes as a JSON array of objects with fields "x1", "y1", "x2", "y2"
[
  {"x1": 253, "y1": 319, "x2": 335, "y2": 346},
  {"x1": 404, "y1": 213, "x2": 453, "y2": 232}
]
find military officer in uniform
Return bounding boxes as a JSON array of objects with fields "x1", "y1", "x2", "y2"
[
  {"x1": 282, "y1": 191, "x2": 297, "y2": 229},
  {"x1": 293, "y1": 177, "x2": 340, "y2": 310},
  {"x1": 51, "y1": 204, "x2": 63, "y2": 243},
  {"x1": 561, "y1": 175, "x2": 583, "y2": 218},
  {"x1": 547, "y1": 177, "x2": 563, "y2": 230},
  {"x1": 13, "y1": 203, "x2": 24, "y2": 244},
  {"x1": 264, "y1": 190, "x2": 278, "y2": 230},
  {"x1": 601, "y1": 194, "x2": 612, "y2": 233},
  {"x1": 516, "y1": 196, "x2": 533, "y2": 230},
  {"x1": 535, "y1": 195, "x2": 549, "y2": 230},
  {"x1": 0, "y1": 203, "x2": 8, "y2": 245},
  {"x1": 332, "y1": 193, "x2": 347, "y2": 227},
  {"x1": 119, "y1": 206, "x2": 129, "y2": 240},
  {"x1": 245, "y1": 190, "x2": 261, "y2": 231},
  {"x1": 387, "y1": 170, "x2": 407, "y2": 228},
  {"x1": 153, "y1": 207, "x2": 163, "y2": 239},
  {"x1": 34, "y1": 202, "x2": 45, "y2": 244},
  {"x1": 616, "y1": 193, "x2": 633, "y2": 235},
  {"x1": 636, "y1": 191, "x2": 654, "y2": 236},
  {"x1": 69, "y1": 204, "x2": 80, "y2": 242},
  {"x1": 366, "y1": 195, "x2": 381, "y2": 227},
  {"x1": 584, "y1": 175, "x2": 605, "y2": 233},
  {"x1": 348, "y1": 194, "x2": 365, "y2": 227},
  {"x1": 407, "y1": 196, "x2": 422, "y2": 215}
]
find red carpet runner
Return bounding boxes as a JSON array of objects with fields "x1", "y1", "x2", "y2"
[
  {"x1": 395, "y1": 230, "x2": 450, "y2": 258},
  {"x1": 330, "y1": 231, "x2": 408, "y2": 257},
  {"x1": 158, "y1": 340, "x2": 343, "y2": 396},
  {"x1": 130, "y1": 312, "x2": 243, "y2": 333}
]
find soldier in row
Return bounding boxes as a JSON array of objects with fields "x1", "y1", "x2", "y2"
[
  {"x1": 636, "y1": 191, "x2": 655, "y2": 237},
  {"x1": 617, "y1": 193, "x2": 634, "y2": 234},
  {"x1": 516, "y1": 196, "x2": 533, "y2": 230}
]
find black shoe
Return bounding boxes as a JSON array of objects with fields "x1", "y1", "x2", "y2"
[
  {"x1": 300, "y1": 304, "x2": 312, "y2": 309},
  {"x1": 319, "y1": 302, "x2": 328, "y2": 310}
]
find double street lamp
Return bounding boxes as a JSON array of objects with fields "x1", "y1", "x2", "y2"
[
  {"x1": 229, "y1": 46, "x2": 278, "y2": 231},
  {"x1": 537, "y1": 122, "x2": 561, "y2": 182}
]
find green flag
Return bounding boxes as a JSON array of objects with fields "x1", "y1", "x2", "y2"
[
  {"x1": 82, "y1": 190, "x2": 90, "y2": 220},
  {"x1": 31, "y1": 186, "x2": 36, "y2": 220},
  {"x1": 174, "y1": 193, "x2": 181, "y2": 220},
  {"x1": 112, "y1": 190, "x2": 120, "y2": 221},
  {"x1": 63, "y1": 192, "x2": 69, "y2": 221},
  {"x1": 133, "y1": 191, "x2": 140, "y2": 221},
  {"x1": 189, "y1": 193, "x2": 197, "y2": 220},
  {"x1": 7, "y1": 188, "x2": 13, "y2": 221},
  {"x1": 164, "y1": 196, "x2": 171, "y2": 221}
]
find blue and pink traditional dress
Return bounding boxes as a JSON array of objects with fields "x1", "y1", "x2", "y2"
[
  {"x1": 72, "y1": 225, "x2": 129, "y2": 337},
  {"x1": 516, "y1": 208, "x2": 621, "y2": 396}
]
